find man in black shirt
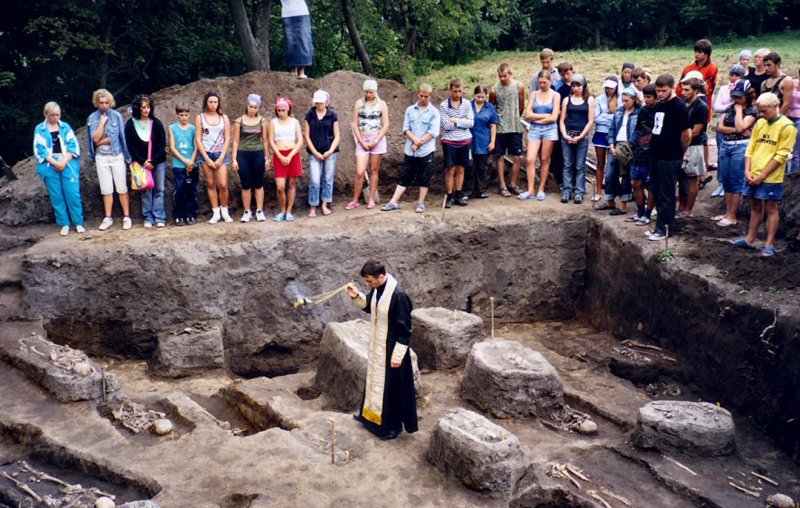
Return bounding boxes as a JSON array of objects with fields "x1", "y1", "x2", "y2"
[
  {"x1": 647, "y1": 74, "x2": 692, "y2": 241},
  {"x1": 678, "y1": 77, "x2": 708, "y2": 219}
]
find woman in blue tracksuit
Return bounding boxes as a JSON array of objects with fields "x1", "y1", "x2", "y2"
[
  {"x1": 604, "y1": 88, "x2": 640, "y2": 216},
  {"x1": 33, "y1": 102, "x2": 84, "y2": 236}
]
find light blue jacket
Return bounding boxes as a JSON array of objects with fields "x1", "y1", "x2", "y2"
[
  {"x1": 87, "y1": 109, "x2": 131, "y2": 162},
  {"x1": 607, "y1": 106, "x2": 640, "y2": 146},
  {"x1": 33, "y1": 120, "x2": 81, "y2": 179},
  {"x1": 403, "y1": 102, "x2": 440, "y2": 157},
  {"x1": 594, "y1": 94, "x2": 616, "y2": 134}
]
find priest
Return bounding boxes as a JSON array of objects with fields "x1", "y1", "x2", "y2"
[{"x1": 345, "y1": 260, "x2": 418, "y2": 440}]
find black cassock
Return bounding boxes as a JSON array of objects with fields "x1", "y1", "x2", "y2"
[{"x1": 358, "y1": 281, "x2": 418, "y2": 436}]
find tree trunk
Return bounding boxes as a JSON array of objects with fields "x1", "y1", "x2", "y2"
[
  {"x1": 100, "y1": 20, "x2": 113, "y2": 88},
  {"x1": 229, "y1": 0, "x2": 270, "y2": 71},
  {"x1": 593, "y1": 24, "x2": 601, "y2": 50},
  {"x1": 657, "y1": 22, "x2": 667, "y2": 48},
  {"x1": 340, "y1": 0, "x2": 373, "y2": 75}
]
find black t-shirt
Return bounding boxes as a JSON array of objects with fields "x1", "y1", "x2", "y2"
[
  {"x1": 747, "y1": 71, "x2": 768, "y2": 98},
  {"x1": 650, "y1": 97, "x2": 690, "y2": 161},
  {"x1": 687, "y1": 98, "x2": 708, "y2": 146}
]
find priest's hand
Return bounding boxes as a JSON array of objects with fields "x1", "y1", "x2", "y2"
[
  {"x1": 390, "y1": 358, "x2": 401, "y2": 368},
  {"x1": 345, "y1": 284, "x2": 359, "y2": 299}
]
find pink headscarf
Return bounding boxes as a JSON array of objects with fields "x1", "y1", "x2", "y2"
[{"x1": 275, "y1": 97, "x2": 293, "y2": 114}]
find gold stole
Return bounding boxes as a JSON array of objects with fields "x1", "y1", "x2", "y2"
[{"x1": 361, "y1": 274, "x2": 397, "y2": 425}]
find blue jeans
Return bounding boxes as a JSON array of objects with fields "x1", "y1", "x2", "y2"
[
  {"x1": 604, "y1": 152, "x2": 632, "y2": 202},
  {"x1": 308, "y1": 152, "x2": 338, "y2": 206},
  {"x1": 142, "y1": 162, "x2": 167, "y2": 223},
  {"x1": 560, "y1": 137, "x2": 589, "y2": 197},
  {"x1": 717, "y1": 142, "x2": 747, "y2": 194},
  {"x1": 789, "y1": 118, "x2": 800, "y2": 175},
  {"x1": 41, "y1": 160, "x2": 83, "y2": 226},
  {"x1": 173, "y1": 167, "x2": 199, "y2": 219}
]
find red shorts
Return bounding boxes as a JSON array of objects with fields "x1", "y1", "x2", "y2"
[{"x1": 273, "y1": 149, "x2": 303, "y2": 179}]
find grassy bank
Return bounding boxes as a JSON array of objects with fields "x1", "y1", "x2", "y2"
[{"x1": 415, "y1": 31, "x2": 800, "y2": 93}]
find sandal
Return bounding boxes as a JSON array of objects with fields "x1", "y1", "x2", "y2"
[
  {"x1": 367, "y1": 200, "x2": 376, "y2": 209},
  {"x1": 760, "y1": 246, "x2": 776, "y2": 257},
  {"x1": 731, "y1": 238, "x2": 755, "y2": 250},
  {"x1": 716, "y1": 218, "x2": 737, "y2": 227},
  {"x1": 710, "y1": 215, "x2": 726, "y2": 221},
  {"x1": 698, "y1": 175, "x2": 713, "y2": 190},
  {"x1": 345, "y1": 201, "x2": 359, "y2": 210}
]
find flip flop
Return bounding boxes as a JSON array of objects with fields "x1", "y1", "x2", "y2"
[
  {"x1": 760, "y1": 246, "x2": 776, "y2": 257},
  {"x1": 345, "y1": 201, "x2": 359, "y2": 210},
  {"x1": 731, "y1": 238, "x2": 756, "y2": 250}
]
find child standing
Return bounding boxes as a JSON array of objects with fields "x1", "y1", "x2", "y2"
[
  {"x1": 168, "y1": 104, "x2": 198, "y2": 225},
  {"x1": 490, "y1": 63, "x2": 526, "y2": 196}
]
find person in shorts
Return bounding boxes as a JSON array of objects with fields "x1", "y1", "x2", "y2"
[
  {"x1": 382, "y1": 84, "x2": 440, "y2": 213},
  {"x1": 521, "y1": 69, "x2": 560, "y2": 200},
  {"x1": 440, "y1": 78, "x2": 474, "y2": 207},
  {"x1": 677, "y1": 77, "x2": 708, "y2": 219},
  {"x1": 489, "y1": 63, "x2": 525, "y2": 196},
  {"x1": 349, "y1": 79, "x2": 389, "y2": 209},
  {"x1": 732, "y1": 92, "x2": 797, "y2": 257}
]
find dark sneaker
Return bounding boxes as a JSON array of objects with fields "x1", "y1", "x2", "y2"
[
  {"x1": 186, "y1": 217, "x2": 196, "y2": 225},
  {"x1": 509, "y1": 185, "x2": 522, "y2": 196},
  {"x1": 455, "y1": 193, "x2": 469, "y2": 206},
  {"x1": 573, "y1": 195, "x2": 583, "y2": 204},
  {"x1": 560, "y1": 194, "x2": 570, "y2": 203},
  {"x1": 174, "y1": 217, "x2": 184, "y2": 226},
  {"x1": 499, "y1": 187, "x2": 511, "y2": 197},
  {"x1": 445, "y1": 194, "x2": 454, "y2": 208},
  {"x1": 472, "y1": 191, "x2": 490, "y2": 199}
]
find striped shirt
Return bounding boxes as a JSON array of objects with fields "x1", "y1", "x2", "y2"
[{"x1": 439, "y1": 98, "x2": 474, "y2": 145}]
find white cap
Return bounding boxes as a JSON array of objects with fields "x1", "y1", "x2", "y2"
[
  {"x1": 681, "y1": 70, "x2": 704, "y2": 82},
  {"x1": 312, "y1": 90, "x2": 329, "y2": 104},
  {"x1": 603, "y1": 79, "x2": 618, "y2": 89},
  {"x1": 363, "y1": 79, "x2": 378, "y2": 92}
]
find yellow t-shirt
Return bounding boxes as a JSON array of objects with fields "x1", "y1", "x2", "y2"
[{"x1": 745, "y1": 115, "x2": 798, "y2": 184}]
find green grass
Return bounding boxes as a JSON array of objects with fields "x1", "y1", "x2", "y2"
[{"x1": 415, "y1": 31, "x2": 800, "y2": 93}]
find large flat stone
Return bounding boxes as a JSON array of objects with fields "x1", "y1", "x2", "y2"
[
  {"x1": 0, "y1": 321, "x2": 120, "y2": 402},
  {"x1": 427, "y1": 407, "x2": 526, "y2": 496},
  {"x1": 461, "y1": 339, "x2": 563, "y2": 419},
  {"x1": 222, "y1": 373, "x2": 318, "y2": 431},
  {"x1": 151, "y1": 321, "x2": 224, "y2": 378},
  {"x1": 411, "y1": 307, "x2": 484, "y2": 369},
  {"x1": 314, "y1": 319, "x2": 420, "y2": 411},
  {"x1": 632, "y1": 400, "x2": 736, "y2": 456}
]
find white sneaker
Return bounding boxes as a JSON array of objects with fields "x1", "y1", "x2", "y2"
[
  {"x1": 221, "y1": 207, "x2": 234, "y2": 223},
  {"x1": 99, "y1": 217, "x2": 114, "y2": 231},
  {"x1": 209, "y1": 207, "x2": 221, "y2": 224},
  {"x1": 255, "y1": 209, "x2": 266, "y2": 222},
  {"x1": 156, "y1": 222, "x2": 166, "y2": 228},
  {"x1": 144, "y1": 222, "x2": 153, "y2": 228},
  {"x1": 59, "y1": 226, "x2": 69, "y2": 236},
  {"x1": 122, "y1": 217, "x2": 132, "y2": 230},
  {"x1": 76, "y1": 225, "x2": 86, "y2": 233},
  {"x1": 241, "y1": 210, "x2": 252, "y2": 223}
]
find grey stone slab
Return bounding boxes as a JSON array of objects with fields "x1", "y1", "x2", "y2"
[
  {"x1": 632, "y1": 400, "x2": 736, "y2": 456},
  {"x1": 151, "y1": 321, "x2": 224, "y2": 378},
  {"x1": 412, "y1": 307, "x2": 484, "y2": 369}
]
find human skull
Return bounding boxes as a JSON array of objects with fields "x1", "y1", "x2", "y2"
[{"x1": 153, "y1": 419, "x2": 173, "y2": 435}]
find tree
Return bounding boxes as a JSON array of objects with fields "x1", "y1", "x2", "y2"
[
  {"x1": 229, "y1": 0, "x2": 272, "y2": 71},
  {"x1": 340, "y1": 0, "x2": 374, "y2": 75}
]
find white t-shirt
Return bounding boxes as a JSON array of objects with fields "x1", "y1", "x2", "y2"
[
  {"x1": 281, "y1": 0, "x2": 309, "y2": 17},
  {"x1": 617, "y1": 112, "x2": 630, "y2": 142}
]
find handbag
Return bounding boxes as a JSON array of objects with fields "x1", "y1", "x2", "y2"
[{"x1": 130, "y1": 122, "x2": 155, "y2": 191}]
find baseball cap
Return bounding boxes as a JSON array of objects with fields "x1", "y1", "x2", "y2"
[
  {"x1": 730, "y1": 80, "x2": 751, "y2": 98},
  {"x1": 312, "y1": 90, "x2": 329, "y2": 104},
  {"x1": 681, "y1": 70, "x2": 704, "y2": 83}
]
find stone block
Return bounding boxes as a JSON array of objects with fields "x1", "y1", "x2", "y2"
[
  {"x1": 152, "y1": 321, "x2": 224, "y2": 378},
  {"x1": 427, "y1": 407, "x2": 526, "y2": 496},
  {"x1": 222, "y1": 373, "x2": 317, "y2": 431},
  {"x1": 314, "y1": 320, "x2": 420, "y2": 411},
  {"x1": 632, "y1": 401, "x2": 736, "y2": 456},
  {"x1": 0, "y1": 323, "x2": 120, "y2": 402},
  {"x1": 461, "y1": 339, "x2": 563, "y2": 419},
  {"x1": 411, "y1": 307, "x2": 484, "y2": 369}
]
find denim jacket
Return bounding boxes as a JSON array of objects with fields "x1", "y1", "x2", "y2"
[
  {"x1": 594, "y1": 94, "x2": 615, "y2": 134},
  {"x1": 33, "y1": 120, "x2": 81, "y2": 179},
  {"x1": 607, "y1": 106, "x2": 640, "y2": 147},
  {"x1": 87, "y1": 109, "x2": 131, "y2": 162}
]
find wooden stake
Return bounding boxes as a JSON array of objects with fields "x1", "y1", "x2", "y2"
[
  {"x1": 665, "y1": 225, "x2": 670, "y2": 251},
  {"x1": 330, "y1": 419, "x2": 336, "y2": 465},
  {"x1": 440, "y1": 194, "x2": 447, "y2": 222},
  {"x1": 490, "y1": 297, "x2": 495, "y2": 339}
]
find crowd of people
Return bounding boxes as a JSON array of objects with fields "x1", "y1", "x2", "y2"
[{"x1": 33, "y1": 40, "x2": 799, "y2": 255}]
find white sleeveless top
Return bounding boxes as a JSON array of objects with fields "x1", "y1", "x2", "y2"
[
  {"x1": 201, "y1": 113, "x2": 225, "y2": 152},
  {"x1": 272, "y1": 118, "x2": 299, "y2": 142}
]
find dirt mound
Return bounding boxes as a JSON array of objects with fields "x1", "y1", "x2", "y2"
[{"x1": 0, "y1": 70, "x2": 455, "y2": 227}]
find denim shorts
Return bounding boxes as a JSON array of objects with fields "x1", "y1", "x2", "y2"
[
  {"x1": 527, "y1": 123, "x2": 558, "y2": 142},
  {"x1": 630, "y1": 164, "x2": 650, "y2": 183},
  {"x1": 742, "y1": 182, "x2": 783, "y2": 201},
  {"x1": 200, "y1": 151, "x2": 230, "y2": 165}
]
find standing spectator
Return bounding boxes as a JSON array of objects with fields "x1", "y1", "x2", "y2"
[
  {"x1": 304, "y1": 90, "x2": 340, "y2": 218},
  {"x1": 232, "y1": 94, "x2": 269, "y2": 223},
  {"x1": 530, "y1": 48, "x2": 561, "y2": 92},
  {"x1": 677, "y1": 77, "x2": 708, "y2": 219},
  {"x1": 468, "y1": 85, "x2": 498, "y2": 199},
  {"x1": 168, "y1": 103, "x2": 199, "y2": 226},
  {"x1": 593, "y1": 76, "x2": 619, "y2": 204},
  {"x1": 732, "y1": 92, "x2": 797, "y2": 257},
  {"x1": 747, "y1": 48, "x2": 771, "y2": 98},
  {"x1": 550, "y1": 62, "x2": 574, "y2": 191},
  {"x1": 713, "y1": 80, "x2": 758, "y2": 227},
  {"x1": 632, "y1": 67, "x2": 652, "y2": 103},
  {"x1": 125, "y1": 94, "x2": 167, "y2": 228},
  {"x1": 87, "y1": 89, "x2": 131, "y2": 231},
  {"x1": 195, "y1": 92, "x2": 233, "y2": 224},
  {"x1": 521, "y1": 70, "x2": 560, "y2": 201},
  {"x1": 788, "y1": 70, "x2": 800, "y2": 176},
  {"x1": 439, "y1": 78, "x2": 474, "y2": 207},
  {"x1": 629, "y1": 84, "x2": 658, "y2": 225},
  {"x1": 619, "y1": 63, "x2": 637, "y2": 96},
  {"x1": 33, "y1": 102, "x2": 85, "y2": 236},
  {"x1": 558, "y1": 74, "x2": 595, "y2": 204},
  {"x1": 382, "y1": 84, "x2": 440, "y2": 213},
  {"x1": 605, "y1": 88, "x2": 640, "y2": 216},
  {"x1": 268, "y1": 98, "x2": 303, "y2": 222},
  {"x1": 711, "y1": 65, "x2": 746, "y2": 198},
  {"x1": 349, "y1": 79, "x2": 389, "y2": 210},
  {"x1": 676, "y1": 39, "x2": 718, "y2": 124},
  {"x1": 489, "y1": 63, "x2": 526, "y2": 196},
  {"x1": 739, "y1": 50, "x2": 752, "y2": 77},
  {"x1": 281, "y1": 0, "x2": 313, "y2": 79},
  {"x1": 647, "y1": 74, "x2": 691, "y2": 241},
  {"x1": 761, "y1": 52, "x2": 795, "y2": 116}
]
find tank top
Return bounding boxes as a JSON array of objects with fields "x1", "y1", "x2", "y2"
[
  {"x1": 564, "y1": 98, "x2": 589, "y2": 132},
  {"x1": 201, "y1": 113, "x2": 226, "y2": 153},
  {"x1": 169, "y1": 123, "x2": 196, "y2": 169},
  {"x1": 236, "y1": 117, "x2": 265, "y2": 151},
  {"x1": 273, "y1": 117, "x2": 298, "y2": 142},
  {"x1": 358, "y1": 100, "x2": 383, "y2": 132},
  {"x1": 533, "y1": 93, "x2": 555, "y2": 115},
  {"x1": 787, "y1": 79, "x2": 800, "y2": 119},
  {"x1": 762, "y1": 75, "x2": 788, "y2": 107}
]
